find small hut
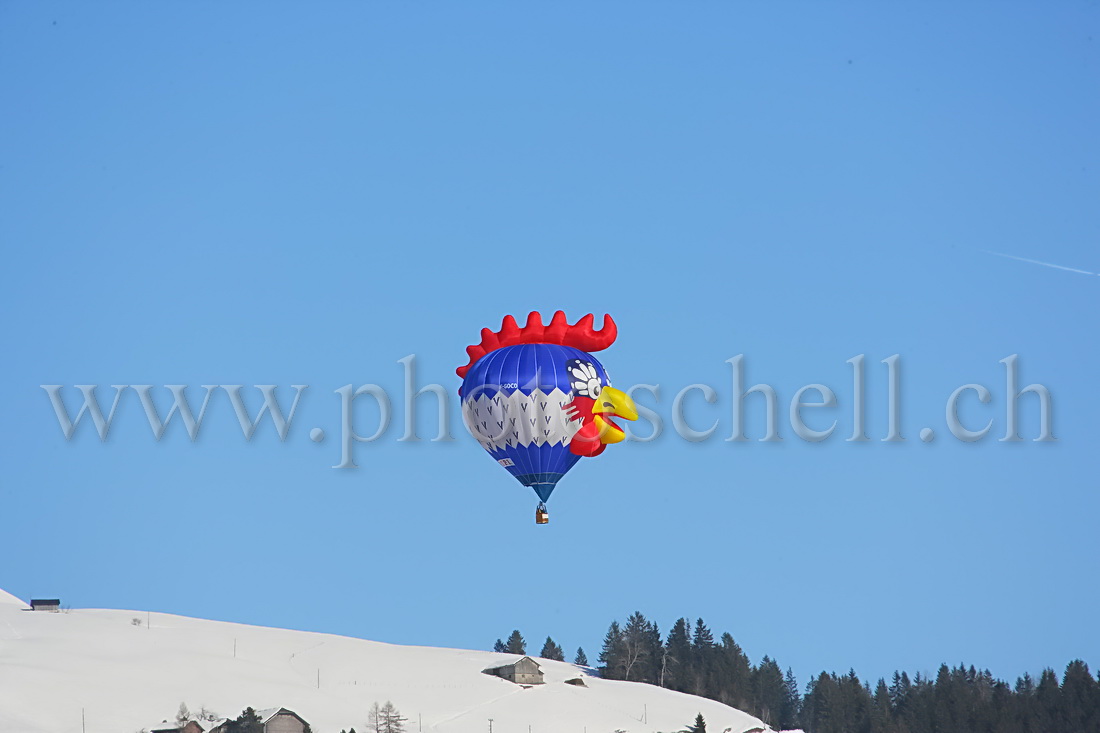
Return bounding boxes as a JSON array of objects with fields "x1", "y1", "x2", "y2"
[
  {"x1": 483, "y1": 656, "x2": 545, "y2": 685},
  {"x1": 30, "y1": 599, "x2": 60, "y2": 612}
]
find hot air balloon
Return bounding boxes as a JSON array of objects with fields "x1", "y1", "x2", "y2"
[{"x1": 457, "y1": 311, "x2": 638, "y2": 523}]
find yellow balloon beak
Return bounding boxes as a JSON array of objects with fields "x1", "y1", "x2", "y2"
[{"x1": 592, "y1": 386, "x2": 638, "y2": 444}]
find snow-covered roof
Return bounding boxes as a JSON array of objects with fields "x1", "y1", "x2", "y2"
[
  {"x1": 254, "y1": 708, "x2": 305, "y2": 725},
  {"x1": 255, "y1": 707, "x2": 280, "y2": 723},
  {"x1": 143, "y1": 721, "x2": 197, "y2": 733},
  {"x1": 145, "y1": 718, "x2": 223, "y2": 732},
  {"x1": 143, "y1": 721, "x2": 174, "y2": 733},
  {"x1": 485, "y1": 655, "x2": 541, "y2": 670}
]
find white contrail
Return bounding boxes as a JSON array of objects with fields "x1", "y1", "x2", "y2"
[{"x1": 983, "y1": 250, "x2": 1095, "y2": 276}]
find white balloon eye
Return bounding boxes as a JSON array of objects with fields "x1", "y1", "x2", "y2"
[{"x1": 567, "y1": 359, "x2": 603, "y2": 397}]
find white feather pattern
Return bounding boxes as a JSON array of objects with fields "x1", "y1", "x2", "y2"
[{"x1": 462, "y1": 388, "x2": 582, "y2": 451}]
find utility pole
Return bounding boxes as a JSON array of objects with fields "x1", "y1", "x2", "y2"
[
  {"x1": 644, "y1": 704, "x2": 647, "y2": 724},
  {"x1": 488, "y1": 718, "x2": 494, "y2": 733},
  {"x1": 233, "y1": 638, "x2": 237, "y2": 658},
  {"x1": 82, "y1": 708, "x2": 86, "y2": 733},
  {"x1": 317, "y1": 668, "x2": 320, "y2": 689}
]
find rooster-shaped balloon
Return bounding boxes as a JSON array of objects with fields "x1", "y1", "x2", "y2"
[{"x1": 457, "y1": 311, "x2": 637, "y2": 523}]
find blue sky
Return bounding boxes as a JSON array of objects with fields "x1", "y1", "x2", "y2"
[{"x1": 1, "y1": 2, "x2": 1097, "y2": 689}]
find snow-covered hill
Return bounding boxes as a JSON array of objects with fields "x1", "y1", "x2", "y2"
[{"x1": 0, "y1": 589, "x2": 767, "y2": 733}]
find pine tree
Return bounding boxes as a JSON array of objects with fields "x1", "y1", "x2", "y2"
[
  {"x1": 621, "y1": 612, "x2": 657, "y2": 682},
  {"x1": 840, "y1": 668, "x2": 871, "y2": 733},
  {"x1": 690, "y1": 619, "x2": 715, "y2": 696},
  {"x1": 540, "y1": 636, "x2": 565, "y2": 661},
  {"x1": 230, "y1": 708, "x2": 263, "y2": 733},
  {"x1": 692, "y1": 618, "x2": 715, "y2": 649},
  {"x1": 1061, "y1": 659, "x2": 1097, "y2": 732},
  {"x1": 751, "y1": 656, "x2": 786, "y2": 727},
  {"x1": 598, "y1": 621, "x2": 625, "y2": 680},
  {"x1": 930, "y1": 663, "x2": 952, "y2": 732},
  {"x1": 910, "y1": 670, "x2": 935, "y2": 733},
  {"x1": 505, "y1": 630, "x2": 526, "y2": 655},
  {"x1": 1036, "y1": 667, "x2": 1061, "y2": 732},
  {"x1": 889, "y1": 669, "x2": 912, "y2": 725},
  {"x1": 574, "y1": 647, "x2": 588, "y2": 666},
  {"x1": 664, "y1": 618, "x2": 693, "y2": 692},
  {"x1": 803, "y1": 672, "x2": 838, "y2": 733},
  {"x1": 711, "y1": 633, "x2": 751, "y2": 708},
  {"x1": 644, "y1": 619, "x2": 663, "y2": 684},
  {"x1": 493, "y1": 639, "x2": 506, "y2": 653},
  {"x1": 871, "y1": 678, "x2": 892, "y2": 733},
  {"x1": 782, "y1": 667, "x2": 802, "y2": 729},
  {"x1": 686, "y1": 712, "x2": 706, "y2": 733}
]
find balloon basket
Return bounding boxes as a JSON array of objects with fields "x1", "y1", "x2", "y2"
[{"x1": 535, "y1": 502, "x2": 549, "y2": 525}]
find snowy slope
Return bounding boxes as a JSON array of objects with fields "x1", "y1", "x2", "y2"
[
  {"x1": 0, "y1": 591, "x2": 767, "y2": 733},
  {"x1": 0, "y1": 588, "x2": 28, "y2": 608}
]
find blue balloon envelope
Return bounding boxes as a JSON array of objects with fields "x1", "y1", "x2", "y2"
[{"x1": 460, "y1": 342, "x2": 612, "y2": 501}]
